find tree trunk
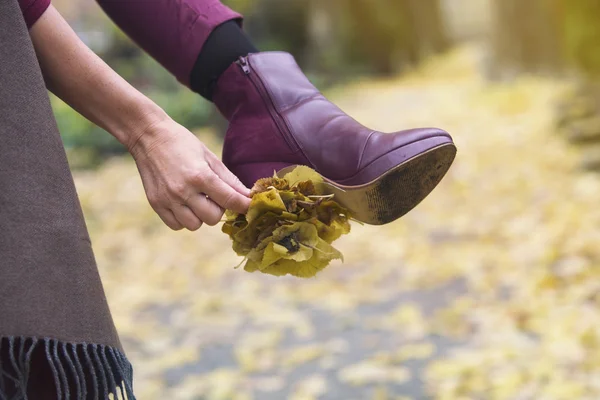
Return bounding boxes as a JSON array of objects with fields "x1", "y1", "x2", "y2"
[
  {"x1": 562, "y1": 0, "x2": 600, "y2": 79},
  {"x1": 405, "y1": 0, "x2": 450, "y2": 59},
  {"x1": 330, "y1": 0, "x2": 449, "y2": 76},
  {"x1": 487, "y1": 0, "x2": 564, "y2": 80}
]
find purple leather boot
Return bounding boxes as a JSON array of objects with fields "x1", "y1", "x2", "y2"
[{"x1": 213, "y1": 52, "x2": 456, "y2": 225}]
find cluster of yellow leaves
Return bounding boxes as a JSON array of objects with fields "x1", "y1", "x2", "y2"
[{"x1": 222, "y1": 166, "x2": 351, "y2": 278}]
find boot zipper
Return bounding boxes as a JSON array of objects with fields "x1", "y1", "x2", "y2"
[
  {"x1": 238, "y1": 56, "x2": 297, "y2": 150},
  {"x1": 239, "y1": 56, "x2": 250, "y2": 74}
]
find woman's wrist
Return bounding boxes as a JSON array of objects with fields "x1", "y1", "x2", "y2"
[{"x1": 111, "y1": 94, "x2": 171, "y2": 156}]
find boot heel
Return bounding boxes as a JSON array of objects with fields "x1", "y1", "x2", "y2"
[
  {"x1": 277, "y1": 142, "x2": 456, "y2": 225},
  {"x1": 331, "y1": 143, "x2": 456, "y2": 225}
]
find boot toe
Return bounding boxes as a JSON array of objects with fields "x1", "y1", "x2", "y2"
[{"x1": 361, "y1": 127, "x2": 452, "y2": 168}]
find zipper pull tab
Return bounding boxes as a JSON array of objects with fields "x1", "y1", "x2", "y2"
[{"x1": 238, "y1": 56, "x2": 250, "y2": 75}]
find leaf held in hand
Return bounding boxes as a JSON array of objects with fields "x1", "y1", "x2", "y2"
[{"x1": 222, "y1": 166, "x2": 352, "y2": 278}]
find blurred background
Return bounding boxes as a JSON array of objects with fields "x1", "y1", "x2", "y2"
[{"x1": 53, "y1": 0, "x2": 600, "y2": 399}]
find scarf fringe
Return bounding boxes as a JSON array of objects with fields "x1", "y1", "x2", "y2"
[{"x1": 0, "y1": 336, "x2": 135, "y2": 400}]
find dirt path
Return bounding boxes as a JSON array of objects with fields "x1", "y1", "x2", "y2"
[{"x1": 75, "y1": 46, "x2": 600, "y2": 400}]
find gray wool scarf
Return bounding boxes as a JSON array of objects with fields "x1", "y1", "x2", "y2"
[{"x1": 0, "y1": 0, "x2": 135, "y2": 398}]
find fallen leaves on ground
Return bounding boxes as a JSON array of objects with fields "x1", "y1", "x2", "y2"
[{"x1": 73, "y1": 45, "x2": 600, "y2": 399}]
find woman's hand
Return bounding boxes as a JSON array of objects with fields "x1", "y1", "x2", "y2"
[
  {"x1": 129, "y1": 117, "x2": 250, "y2": 231},
  {"x1": 30, "y1": 5, "x2": 250, "y2": 231}
]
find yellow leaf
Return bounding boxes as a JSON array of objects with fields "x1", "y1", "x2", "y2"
[
  {"x1": 246, "y1": 188, "x2": 287, "y2": 223},
  {"x1": 282, "y1": 165, "x2": 324, "y2": 187},
  {"x1": 261, "y1": 242, "x2": 286, "y2": 267},
  {"x1": 251, "y1": 176, "x2": 290, "y2": 195}
]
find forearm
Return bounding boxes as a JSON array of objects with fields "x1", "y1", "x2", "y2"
[{"x1": 30, "y1": 5, "x2": 167, "y2": 150}]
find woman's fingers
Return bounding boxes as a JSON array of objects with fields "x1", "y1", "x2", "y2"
[
  {"x1": 155, "y1": 164, "x2": 248, "y2": 231},
  {"x1": 192, "y1": 168, "x2": 251, "y2": 215},
  {"x1": 172, "y1": 204, "x2": 203, "y2": 231},
  {"x1": 207, "y1": 154, "x2": 251, "y2": 197},
  {"x1": 186, "y1": 193, "x2": 223, "y2": 226},
  {"x1": 157, "y1": 208, "x2": 184, "y2": 231}
]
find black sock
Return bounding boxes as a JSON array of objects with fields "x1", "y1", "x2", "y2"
[{"x1": 190, "y1": 20, "x2": 258, "y2": 101}]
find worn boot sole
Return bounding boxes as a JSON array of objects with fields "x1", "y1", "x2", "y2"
[{"x1": 278, "y1": 142, "x2": 456, "y2": 225}]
